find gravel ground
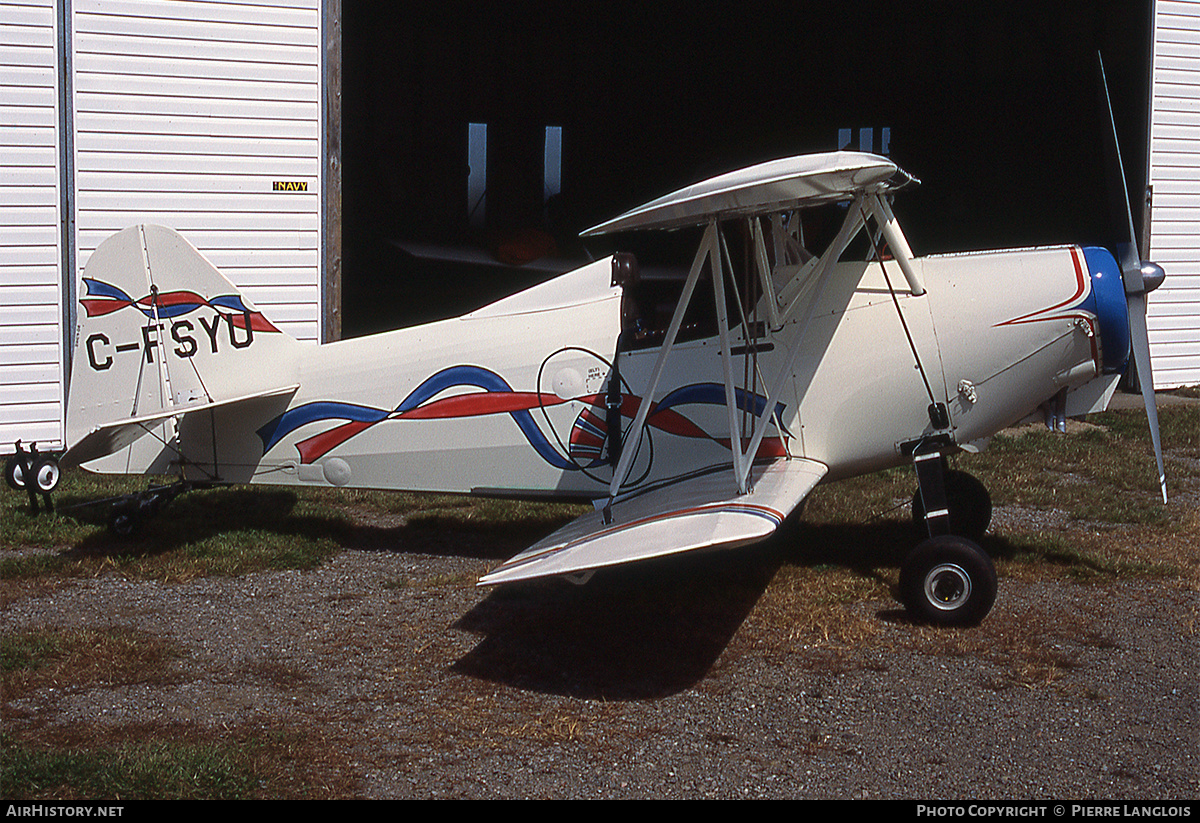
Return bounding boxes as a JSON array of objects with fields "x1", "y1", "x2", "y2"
[{"x1": 3, "y1": 518, "x2": 1197, "y2": 800}]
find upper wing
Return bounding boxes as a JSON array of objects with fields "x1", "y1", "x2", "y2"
[
  {"x1": 477, "y1": 457, "x2": 828, "y2": 587},
  {"x1": 580, "y1": 151, "x2": 912, "y2": 236}
]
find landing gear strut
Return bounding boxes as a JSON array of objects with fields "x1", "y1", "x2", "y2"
[
  {"x1": 900, "y1": 442, "x2": 997, "y2": 626},
  {"x1": 911, "y1": 468, "x2": 992, "y2": 544}
]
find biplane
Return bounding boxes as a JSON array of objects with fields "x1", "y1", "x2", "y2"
[{"x1": 5, "y1": 146, "x2": 1166, "y2": 627}]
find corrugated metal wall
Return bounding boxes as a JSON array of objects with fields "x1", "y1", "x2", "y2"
[
  {"x1": 1149, "y1": 0, "x2": 1200, "y2": 388},
  {"x1": 1, "y1": 0, "x2": 64, "y2": 449},
  {"x1": 71, "y1": 0, "x2": 325, "y2": 343}
]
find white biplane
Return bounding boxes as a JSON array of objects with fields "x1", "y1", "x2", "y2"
[{"x1": 5, "y1": 147, "x2": 1167, "y2": 627}]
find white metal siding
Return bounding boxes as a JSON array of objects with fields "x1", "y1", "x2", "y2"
[
  {"x1": 1, "y1": 0, "x2": 63, "y2": 450},
  {"x1": 1149, "y1": 0, "x2": 1200, "y2": 388},
  {"x1": 71, "y1": 0, "x2": 324, "y2": 343}
]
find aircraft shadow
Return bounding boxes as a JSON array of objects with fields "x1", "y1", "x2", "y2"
[
  {"x1": 452, "y1": 517, "x2": 1028, "y2": 699},
  {"x1": 452, "y1": 540, "x2": 786, "y2": 700},
  {"x1": 54, "y1": 485, "x2": 580, "y2": 561},
  {"x1": 58, "y1": 486, "x2": 360, "y2": 557}
]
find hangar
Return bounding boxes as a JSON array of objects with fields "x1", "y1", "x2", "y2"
[
  {"x1": 2, "y1": 0, "x2": 336, "y2": 451},
  {"x1": 2, "y1": 1, "x2": 1198, "y2": 453}
]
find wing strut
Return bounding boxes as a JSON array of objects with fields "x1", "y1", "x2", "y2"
[
  {"x1": 608, "y1": 197, "x2": 879, "y2": 507},
  {"x1": 749, "y1": 217, "x2": 783, "y2": 330},
  {"x1": 870, "y1": 194, "x2": 925, "y2": 296},
  {"x1": 605, "y1": 217, "x2": 793, "y2": 506},
  {"x1": 736, "y1": 198, "x2": 869, "y2": 489},
  {"x1": 605, "y1": 222, "x2": 719, "y2": 514},
  {"x1": 710, "y1": 219, "x2": 752, "y2": 494},
  {"x1": 861, "y1": 200, "x2": 946, "y2": 429}
]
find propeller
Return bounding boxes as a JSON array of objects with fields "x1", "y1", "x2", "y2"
[{"x1": 1099, "y1": 53, "x2": 1168, "y2": 503}]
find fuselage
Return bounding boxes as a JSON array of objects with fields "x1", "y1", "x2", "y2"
[{"x1": 177, "y1": 243, "x2": 1121, "y2": 501}]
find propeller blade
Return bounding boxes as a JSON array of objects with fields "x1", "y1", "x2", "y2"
[
  {"x1": 1098, "y1": 52, "x2": 1168, "y2": 503},
  {"x1": 1098, "y1": 56, "x2": 1142, "y2": 271},
  {"x1": 1128, "y1": 292, "x2": 1168, "y2": 503}
]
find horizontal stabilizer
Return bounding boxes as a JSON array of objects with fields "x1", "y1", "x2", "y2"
[
  {"x1": 478, "y1": 458, "x2": 828, "y2": 587},
  {"x1": 62, "y1": 385, "x2": 298, "y2": 468}
]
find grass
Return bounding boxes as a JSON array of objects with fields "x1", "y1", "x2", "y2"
[
  {"x1": 0, "y1": 626, "x2": 251, "y2": 800},
  {"x1": 0, "y1": 473, "x2": 587, "y2": 584},
  {"x1": 2, "y1": 626, "x2": 176, "y2": 691},
  {"x1": 2, "y1": 736, "x2": 261, "y2": 800},
  {"x1": 961, "y1": 405, "x2": 1198, "y2": 581},
  {"x1": 1, "y1": 726, "x2": 354, "y2": 800},
  {"x1": 0, "y1": 624, "x2": 354, "y2": 799},
  {"x1": 1, "y1": 401, "x2": 1197, "y2": 798},
  {"x1": 710, "y1": 401, "x2": 1199, "y2": 692}
]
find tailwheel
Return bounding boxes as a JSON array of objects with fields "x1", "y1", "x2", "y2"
[
  {"x1": 105, "y1": 480, "x2": 202, "y2": 538},
  {"x1": 108, "y1": 501, "x2": 142, "y2": 538},
  {"x1": 899, "y1": 534, "x2": 997, "y2": 626}
]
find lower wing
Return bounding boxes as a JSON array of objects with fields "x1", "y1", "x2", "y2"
[{"x1": 478, "y1": 457, "x2": 828, "y2": 586}]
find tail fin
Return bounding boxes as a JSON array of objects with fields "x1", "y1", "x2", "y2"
[{"x1": 65, "y1": 225, "x2": 301, "y2": 467}]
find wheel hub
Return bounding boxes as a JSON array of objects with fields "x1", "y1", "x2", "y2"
[{"x1": 924, "y1": 563, "x2": 971, "y2": 611}]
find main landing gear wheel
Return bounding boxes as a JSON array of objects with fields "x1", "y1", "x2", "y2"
[
  {"x1": 912, "y1": 469, "x2": 992, "y2": 543},
  {"x1": 899, "y1": 535, "x2": 997, "y2": 626}
]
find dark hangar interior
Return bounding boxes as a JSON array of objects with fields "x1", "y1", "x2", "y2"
[{"x1": 339, "y1": 2, "x2": 1153, "y2": 337}]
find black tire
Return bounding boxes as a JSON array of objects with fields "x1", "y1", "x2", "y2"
[
  {"x1": 899, "y1": 535, "x2": 997, "y2": 626},
  {"x1": 4, "y1": 456, "x2": 25, "y2": 490},
  {"x1": 912, "y1": 470, "x2": 992, "y2": 542},
  {"x1": 30, "y1": 456, "x2": 60, "y2": 494},
  {"x1": 109, "y1": 502, "x2": 141, "y2": 538}
]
